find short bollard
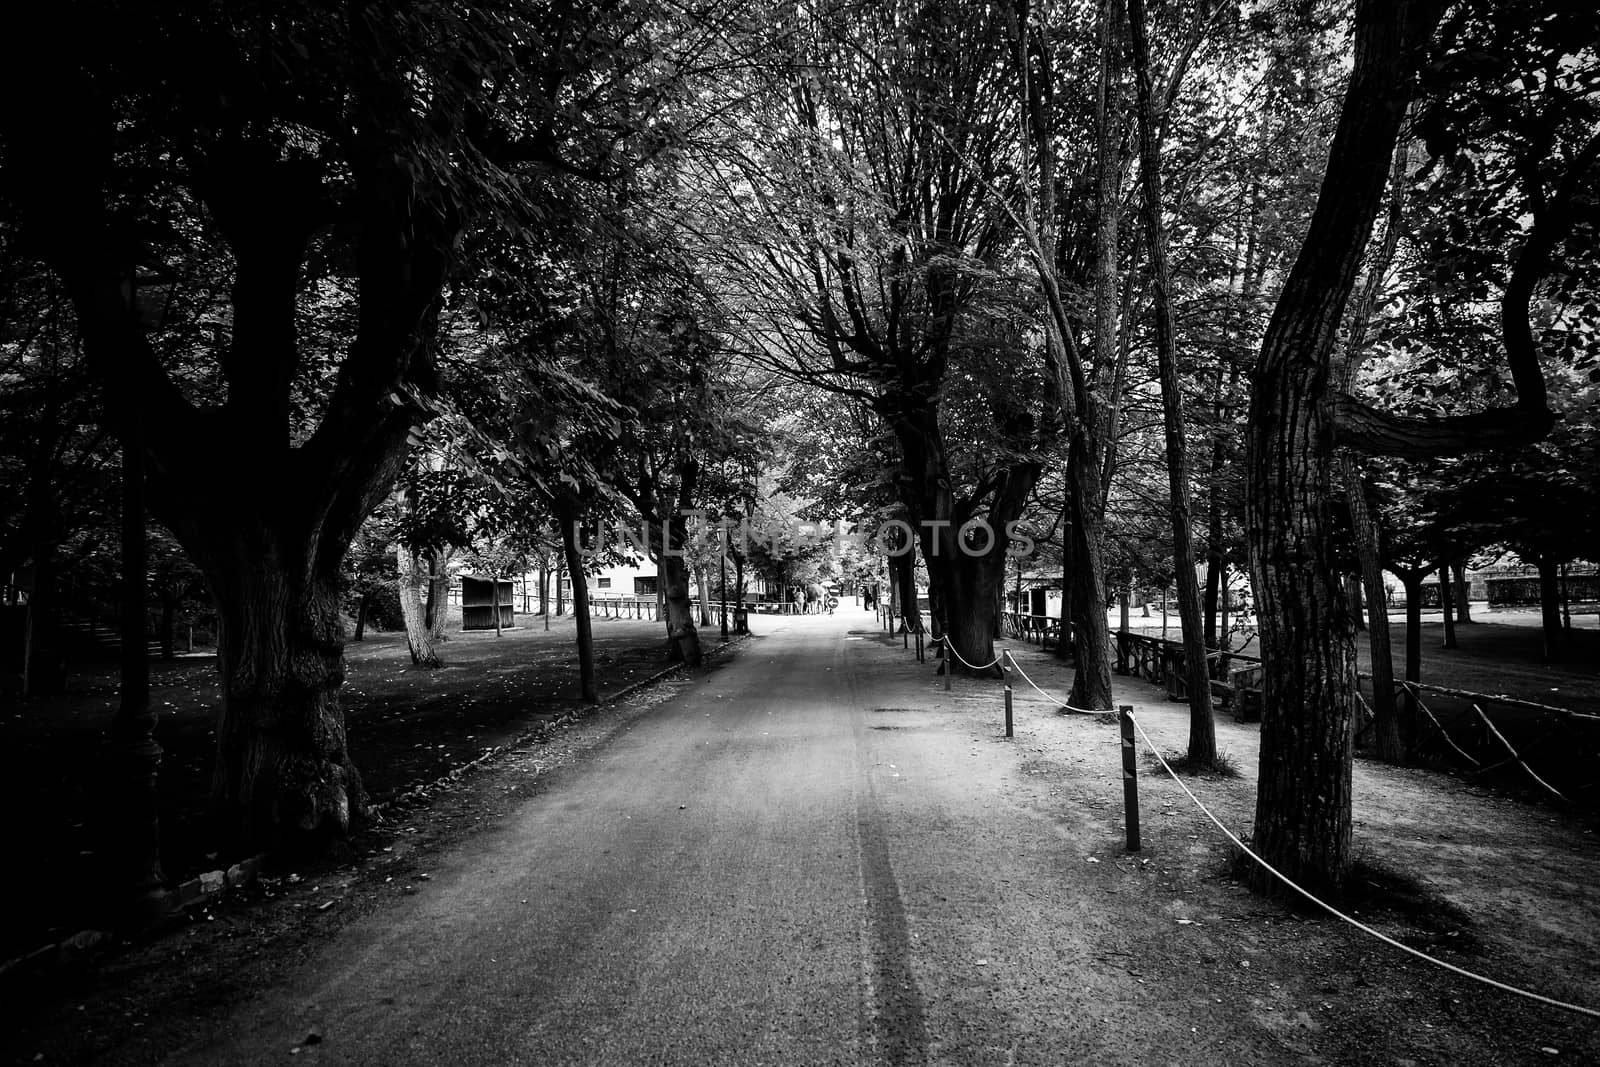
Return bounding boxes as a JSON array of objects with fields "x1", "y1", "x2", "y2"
[
  {"x1": 1004, "y1": 683, "x2": 1014, "y2": 738},
  {"x1": 942, "y1": 641, "x2": 951, "y2": 690},
  {"x1": 1119, "y1": 705, "x2": 1141, "y2": 851}
]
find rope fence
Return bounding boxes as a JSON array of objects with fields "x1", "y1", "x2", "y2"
[
  {"x1": 1004, "y1": 654, "x2": 1105, "y2": 715},
  {"x1": 1122, "y1": 708, "x2": 1600, "y2": 1021},
  {"x1": 1358, "y1": 675, "x2": 1600, "y2": 803},
  {"x1": 892, "y1": 628, "x2": 1600, "y2": 1017}
]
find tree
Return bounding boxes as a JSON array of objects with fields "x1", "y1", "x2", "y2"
[
  {"x1": 0, "y1": 0, "x2": 681, "y2": 854},
  {"x1": 1126, "y1": 0, "x2": 1215, "y2": 765},
  {"x1": 708, "y1": 0, "x2": 1048, "y2": 675},
  {"x1": 1245, "y1": 0, "x2": 1596, "y2": 893}
]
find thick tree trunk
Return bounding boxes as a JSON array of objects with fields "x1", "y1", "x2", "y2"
[
  {"x1": 659, "y1": 551, "x2": 702, "y2": 666},
  {"x1": 939, "y1": 467, "x2": 1039, "y2": 676},
  {"x1": 1067, "y1": 438, "x2": 1114, "y2": 710},
  {"x1": 1537, "y1": 556, "x2": 1565, "y2": 661},
  {"x1": 1243, "y1": 0, "x2": 1443, "y2": 897},
  {"x1": 651, "y1": 470, "x2": 704, "y2": 666},
  {"x1": 209, "y1": 548, "x2": 368, "y2": 856},
  {"x1": 556, "y1": 503, "x2": 596, "y2": 702},
  {"x1": 425, "y1": 553, "x2": 450, "y2": 643},
  {"x1": 943, "y1": 553, "x2": 1006, "y2": 677},
  {"x1": 891, "y1": 544, "x2": 922, "y2": 635},
  {"x1": 1348, "y1": 575, "x2": 1366, "y2": 631},
  {"x1": 1453, "y1": 563, "x2": 1472, "y2": 622},
  {"x1": 1129, "y1": 0, "x2": 1214, "y2": 762},
  {"x1": 396, "y1": 544, "x2": 441, "y2": 668}
]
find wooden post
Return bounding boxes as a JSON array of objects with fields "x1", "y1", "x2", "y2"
[
  {"x1": 1003, "y1": 653, "x2": 1014, "y2": 738},
  {"x1": 943, "y1": 638, "x2": 951, "y2": 691},
  {"x1": 1120, "y1": 705, "x2": 1141, "y2": 851}
]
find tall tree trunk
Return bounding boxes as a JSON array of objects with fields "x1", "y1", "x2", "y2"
[
  {"x1": 556, "y1": 553, "x2": 566, "y2": 616},
  {"x1": 695, "y1": 564, "x2": 712, "y2": 627},
  {"x1": 1439, "y1": 564, "x2": 1456, "y2": 649},
  {"x1": 1350, "y1": 463, "x2": 1401, "y2": 764},
  {"x1": 1394, "y1": 566, "x2": 1427, "y2": 752},
  {"x1": 1345, "y1": 460, "x2": 1403, "y2": 761},
  {"x1": 1244, "y1": 0, "x2": 1445, "y2": 896},
  {"x1": 659, "y1": 550, "x2": 701, "y2": 666},
  {"x1": 396, "y1": 544, "x2": 440, "y2": 668},
  {"x1": 110, "y1": 408, "x2": 164, "y2": 911},
  {"x1": 1061, "y1": 0, "x2": 1121, "y2": 713},
  {"x1": 1561, "y1": 563, "x2": 1572, "y2": 634},
  {"x1": 1129, "y1": 0, "x2": 1213, "y2": 762},
  {"x1": 891, "y1": 546, "x2": 921, "y2": 635},
  {"x1": 1067, "y1": 439, "x2": 1115, "y2": 710},
  {"x1": 1453, "y1": 563, "x2": 1472, "y2": 623},
  {"x1": 1055, "y1": 495, "x2": 1074, "y2": 661},
  {"x1": 22, "y1": 536, "x2": 62, "y2": 697},
  {"x1": 1537, "y1": 555, "x2": 1564, "y2": 661},
  {"x1": 1219, "y1": 566, "x2": 1231, "y2": 646},
  {"x1": 1203, "y1": 506, "x2": 1222, "y2": 650},
  {"x1": 656, "y1": 462, "x2": 704, "y2": 667},
  {"x1": 352, "y1": 595, "x2": 368, "y2": 642},
  {"x1": 556, "y1": 500, "x2": 596, "y2": 702}
]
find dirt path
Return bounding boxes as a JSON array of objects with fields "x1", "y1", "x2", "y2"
[{"x1": 7, "y1": 608, "x2": 1598, "y2": 1064}]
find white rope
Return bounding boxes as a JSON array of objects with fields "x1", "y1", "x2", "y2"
[
  {"x1": 931, "y1": 635, "x2": 1004, "y2": 672},
  {"x1": 1003, "y1": 654, "x2": 1105, "y2": 715},
  {"x1": 1124, "y1": 710, "x2": 1600, "y2": 1021}
]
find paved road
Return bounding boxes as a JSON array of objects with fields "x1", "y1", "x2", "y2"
[{"x1": 176, "y1": 609, "x2": 1167, "y2": 1065}]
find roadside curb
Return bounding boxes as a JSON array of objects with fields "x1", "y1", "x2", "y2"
[{"x1": 0, "y1": 632, "x2": 752, "y2": 994}]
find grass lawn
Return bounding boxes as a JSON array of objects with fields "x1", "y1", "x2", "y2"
[
  {"x1": 1115, "y1": 604, "x2": 1600, "y2": 801},
  {"x1": 0, "y1": 614, "x2": 721, "y2": 960},
  {"x1": 1354, "y1": 610, "x2": 1600, "y2": 804}
]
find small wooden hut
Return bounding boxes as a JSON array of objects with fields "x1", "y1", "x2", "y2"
[{"x1": 460, "y1": 576, "x2": 515, "y2": 631}]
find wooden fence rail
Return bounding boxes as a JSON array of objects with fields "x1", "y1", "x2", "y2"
[{"x1": 1114, "y1": 631, "x2": 1264, "y2": 719}]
